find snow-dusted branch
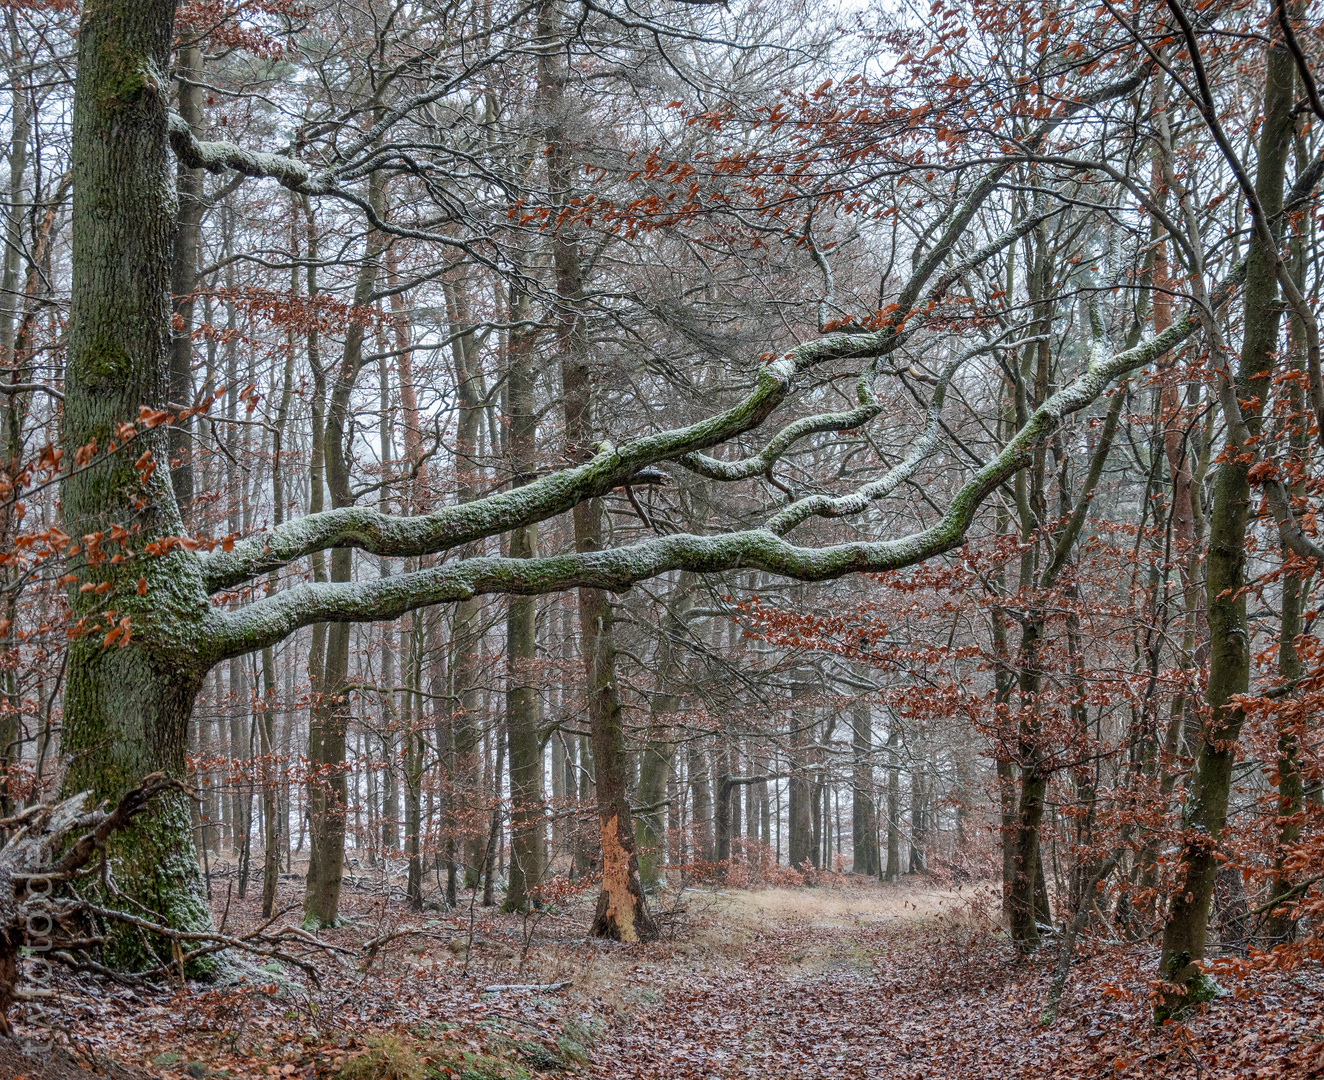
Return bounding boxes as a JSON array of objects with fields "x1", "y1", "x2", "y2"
[
  {"x1": 167, "y1": 113, "x2": 336, "y2": 194},
  {"x1": 197, "y1": 61, "x2": 1157, "y2": 598},
  {"x1": 679, "y1": 216, "x2": 1055, "y2": 486},
  {"x1": 204, "y1": 304, "x2": 1206, "y2": 663},
  {"x1": 201, "y1": 323, "x2": 921, "y2": 593},
  {"x1": 764, "y1": 333, "x2": 1043, "y2": 535}
]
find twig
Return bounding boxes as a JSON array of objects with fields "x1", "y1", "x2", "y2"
[
  {"x1": 1247, "y1": 873, "x2": 1323, "y2": 918},
  {"x1": 482, "y1": 981, "x2": 572, "y2": 994}
]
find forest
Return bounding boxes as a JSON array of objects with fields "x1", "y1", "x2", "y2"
[{"x1": 0, "y1": 0, "x2": 1323, "y2": 1076}]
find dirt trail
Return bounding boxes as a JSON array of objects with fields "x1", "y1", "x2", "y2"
[
  {"x1": 3, "y1": 877, "x2": 1321, "y2": 1080},
  {"x1": 580, "y1": 880, "x2": 1324, "y2": 1080}
]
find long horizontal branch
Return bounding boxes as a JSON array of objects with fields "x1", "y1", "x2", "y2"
[
  {"x1": 200, "y1": 322, "x2": 940, "y2": 593},
  {"x1": 199, "y1": 79, "x2": 1154, "y2": 595},
  {"x1": 204, "y1": 300, "x2": 1207, "y2": 663},
  {"x1": 168, "y1": 113, "x2": 336, "y2": 194}
]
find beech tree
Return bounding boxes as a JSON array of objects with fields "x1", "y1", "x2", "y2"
[{"x1": 0, "y1": 0, "x2": 1316, "y2": 1028}]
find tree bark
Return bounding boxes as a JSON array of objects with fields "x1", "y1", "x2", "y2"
[
  {"x1": 58, "y1": 0, "x2": 216, "y2": 970},
  {"x1": 851, "y1": 699, "x2": 879, "y2": 875},
  {"x1": 1157, "y1": 32, "x2": 1294, "y2": 1018},
  {"x1": 884, "y1": 724, "x2": 902, "y2": 881},
  {"x1": 167, "y1": 32, "x2": 203, "y2": 521},
  {"x1": 503, "y1": 294, "x2": 545, "y2": 913},
  {"x1": 636, "y1": 574, "x2": 692, "y2": 889},
  {"x1": 788, "y1": 676, "x2": 815, "y2": 872},
  {"x1": 444, "y1": 278, "x2": 487, "y2": 887},
  {"x1": 536, "y1": 0, "x2": 653, "y2": 941},
  {"x1": 1266, "y1": 185, "x2": 1311, "y2": 947},
  {"x1": 303, "y1": 169, "x2": 385, "y2": 928}
]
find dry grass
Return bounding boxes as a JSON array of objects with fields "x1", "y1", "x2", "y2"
[
  {"x1": 699, "y1": 875, "x2": 983, "y2": 929},
  {"x1": 338, "y1": 1035, "x2": 424, "y2": 1080}
]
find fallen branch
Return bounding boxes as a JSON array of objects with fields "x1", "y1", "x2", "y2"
[
  {"x1": 482, "y1": 982, "x2": 573, "y2": 995},
  {"x1": 0, "y1": 775, "x2": 357, "y2": 1036}
]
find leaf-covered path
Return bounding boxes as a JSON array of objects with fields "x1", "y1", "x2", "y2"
[
  {"x1": 10, "y1": 877, "x2": 1324, "y2": 1080},
  {"x1": 585, "y1": 884, "x2": 1324, "y2": 1080}
]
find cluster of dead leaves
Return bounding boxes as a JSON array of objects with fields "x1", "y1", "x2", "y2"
[{"x1": 9, "y1": 875, "x2": 1324, "y2": 1080}]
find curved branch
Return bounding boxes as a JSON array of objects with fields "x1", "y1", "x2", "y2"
[
  {"x1": 200, "y1": 326, "x2": 888, "y2": 592},
  {"x1": 167, "y1": 114, "x2": 334, "y2": 194},
  {"x1": 764, "y1": 332, "x2": 1043, "y2": 535},
  {"x1": 678, "y1": 212, "x2": 1057, "y2": 486},
  {"x1": 198, "y1": 60, "x2": 1154, "y2": 595},
  {"x1": 206, "y1": 302, "x2": 1207, "y2": 663}
]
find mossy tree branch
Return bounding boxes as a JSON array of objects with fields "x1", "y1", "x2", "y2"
[{"x1": 204, "y1": 297, "x2": 1209, "y2": 664}]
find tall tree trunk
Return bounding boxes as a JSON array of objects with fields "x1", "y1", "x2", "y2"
[
  {"x1": 688, "y1": 738, "x2": 712, "y2": 864},
  {"x1": 852, "y1": 698, "x2": 879, "y2": 875},
  {"x1": 482, "y1": 714, "x2": 506, "y2": 908},
  {"x1": 443, "y1": 278, "x2": 486, "y2": 887},
  {"x1": 304, "y1": 169, "x2": 385, "y2": 928},
  {"x1": 885, "y1": 724, "x2": 901, "y2": 881},
  {"x1": 908, "y1": 755, "x2": 927, "y2": 875},
  {"x1": 255, "y1": 206, "x2": 298, "y2": 919},
  {"x1": 0, "y1": 16, "x2": 28, "y2": 818},
  {"x1": 1266, "y1": 186, "x2": 1311, "y2": 947},
  {"x1": 1008, "y1": 623, "x2": 1046, "y2": 948},
  {"x1": 636, "y1": 574, "x2": 692, "y2": 889},
  {"x1": 788, "y1": 673, "x2": 815, "y2": 872},
  {"x1": 1157, "y1": 33, "x2": 1294, "y2": 1017},
  {"x1": 539, "y1": 0, "x2": 653, "y2": 940},
  {"x1": 167, "y1": 32, "x2": 203, "y2": 521},
  {"x1": 405, "y1": 610, "x2": 425, "y2": 910},
  {"x1": 58, "y1": 0, "x2": 216, "y2": 970},
  {"x1": 504, "y1": 294, "x2": 545, "y2": 912}
]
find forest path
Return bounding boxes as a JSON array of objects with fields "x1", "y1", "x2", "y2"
[
  {"x1": 9, "y1": 876, "x2": 1322, "y2": 1080},
  {"x1": 580, "y1": 878, "x2": 1324, "y2": 1080}
]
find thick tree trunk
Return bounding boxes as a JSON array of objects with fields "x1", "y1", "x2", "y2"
[
  {"x1": 1156, "y1": 35, "x2": 1294, "y2": 1018},
  {"x1": 58, "y1": 0, "x2": 216, "y2": 969},
  {"x1": 884, "y1": 725, "x2": 901, "y2": 881},
  {"x1": 788, "y1": 716, "x2": 815, "y2": 872},
  {"x1": 715, "y1": 759, "x2": 733, "y2": 866}
]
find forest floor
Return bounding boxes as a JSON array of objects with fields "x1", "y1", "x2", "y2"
[{"x1": 4, "y1": 868, "x2": 1324, "y2": 1080}]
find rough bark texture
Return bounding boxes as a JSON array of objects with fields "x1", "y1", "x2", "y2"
[
  {"x1": 503, "y1": 305, "x2": 545, "y2": 912},
  {"x1": 58, "y1": 0, "x2": 216, "y2": 970},
  {"x1": 1156, "y1": 36, "x2": 1294, "y2": 1019}
]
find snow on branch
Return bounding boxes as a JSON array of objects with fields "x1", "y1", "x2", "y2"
[
  {"x1": 167, "y1": 113, "x2": 334, "y2": 195},
  {"x1": 199, "y1": 326, "x2": 896, "y2": 594},
  {"x1": 191, "y1": 63, "x2": 1156, "y2": 597},
  {"x1": 205, "y1": 303, "x2": 1208, "y2": 664}
]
